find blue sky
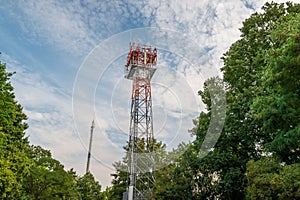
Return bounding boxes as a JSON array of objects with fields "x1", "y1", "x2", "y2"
[{"x1": 0, "y1": 0, "x2": 297, "y2": 189}]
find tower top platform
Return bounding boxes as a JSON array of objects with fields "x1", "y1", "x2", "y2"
[{"x1": 124, "y1": 43, "x2": 157, "y2": 80}]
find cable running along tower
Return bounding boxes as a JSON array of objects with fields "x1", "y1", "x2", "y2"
[{"x1": 124, "y1": 43, "x2": 157, "y2": 200}]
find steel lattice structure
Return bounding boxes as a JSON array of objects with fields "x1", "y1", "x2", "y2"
[{"x1": 124, "y1": 43, "x2": 157, "y2": 200}]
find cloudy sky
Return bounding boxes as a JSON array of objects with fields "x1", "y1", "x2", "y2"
[{"x1": 0, "y1": 0, "x2": 297, "y2": 189}]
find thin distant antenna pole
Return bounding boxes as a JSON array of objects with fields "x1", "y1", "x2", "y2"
[{"x1": 86, "y1": 119, "x2": 95, "y2": 174}]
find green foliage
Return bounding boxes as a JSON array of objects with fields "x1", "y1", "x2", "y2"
[
  {"x1": 0, "y1": 55, "x2": 109, "y2": 199},
  {"x1": 251, "y1": 12, "x2": 300, "y2": 163},
  {"x1": 77, "y1": 172, "x2": 103, "y2": 200},
  {"x1": 0, "y1": 131, "x2": 21, "y2": 198},
  {"x1": 0, "y1": 58, "x2": 32, "y2": 199},
  {"x1": 23, "y1": 145, "x2": 79, "y2": 199},
  {"x1": 246, "y1": 8, "x2": 300, "y2": 199},
  {"x1": 188, "y1": 76, "x2": 247, "y2": 199},
  {"x1": 149, "y1": 2, "x2": 300, "y2": 199},
  {"x1": 0, "y1": 60, "x2": 28, "y2": 138},
  {"x1": 153, "y1": 143, "x2": 195, "y2": 200},
  {"x1": 246, "y1": 158, "x2": 300, "y2": 200},
  {"x1": 108, "y1": 161, "x2": 128, "y2": 200}
]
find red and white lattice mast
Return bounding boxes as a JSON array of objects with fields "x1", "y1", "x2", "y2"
[{"x1": 124, "y1": 43, "x2": 157, "y2": 200}]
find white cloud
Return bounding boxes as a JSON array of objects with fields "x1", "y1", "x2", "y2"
[
  {"x1": 2, "y1": 54, "x2": 85, "y2": 177},
  {"x1": 17, "y1": 0, "x2": 98, "y2": 55}
]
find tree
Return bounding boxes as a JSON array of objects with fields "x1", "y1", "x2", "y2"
[
  {"x1": 23, "y1": 145, "x2": 79, "y2": 199},
  {"x1": 246, "y1": 158, "x2": 300, "y2": 199},
  {"x1": 251, "y1": 10, "x2": 300, "y2": 164},
  {"x1": 108, "y1": 161, "x2": 128, "y2": 200},
  {"x1": 246, "y1": 8, "x2": 300, "y2": 199},
  {"x1": 215, "y1": 2, "x2": 299, "y2": 199},
  {"x1": 76, "y1": 172, "x2": 103, "y2": 200},
  {"x1": 171, "y1": 2, "x2": 300, "y2": 199},
  {"x1": 189, "y1": 77, "x2": 246, "y2": 199},
  {"x1": 0, "y1": 56, "x2": 32, "y2": 199},
  {"x1": 153, "y1": 143, "x2": 195, "y2": 200}
]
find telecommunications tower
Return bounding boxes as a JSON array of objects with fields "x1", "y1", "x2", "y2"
[{"x1": 124, "y1": 43, "x2": 157, "y2": 200}]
